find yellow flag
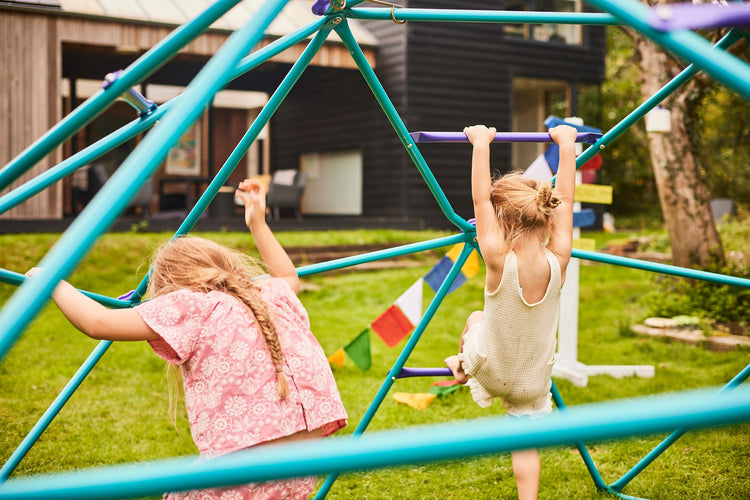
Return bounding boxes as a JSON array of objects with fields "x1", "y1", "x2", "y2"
[
  {"x1": 445, "y1": 244, "x2": 480, "y2": 279},
  {"x1": 393, "y1": 392, "x2": 437, "y2": 411},
  {"x1": 327, "y1": 348, "x2": 345, "y2": 369}
]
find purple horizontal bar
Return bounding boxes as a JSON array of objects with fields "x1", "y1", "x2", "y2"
[
  {"x1": 410, "y1": 131, "x2": 602, "y2": 144},
  {"x1": 649, "y1": 3, "x2": 750, "y2": 31},
  {"x1": 396, "y1": 367, "x2": 454, "y2": 378}
]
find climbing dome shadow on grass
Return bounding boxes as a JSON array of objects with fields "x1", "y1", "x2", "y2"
[{"x1": 1, "y1": 1, "x2": 750, "y2": 499}]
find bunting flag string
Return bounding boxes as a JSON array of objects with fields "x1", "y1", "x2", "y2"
[{"x1": 327, "y1": 244, "x2": 480, "y2": 372}]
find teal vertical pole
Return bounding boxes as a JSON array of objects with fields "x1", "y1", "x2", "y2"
[
  {"x1": 315, "y1": 240, "x2": 476, "y2": 499},
  {"x1": 333, "y1": 20, "x2": 473, "y2": 234},
  {"x1": 0, "y1": 0, "x2": 291, "y2": 363},
  {"x1": 609, "y1": 362, "x2": 750, "y2": 492},
  {"x1": 0, "y1": 0, "x2": 243, "y2": 192}
]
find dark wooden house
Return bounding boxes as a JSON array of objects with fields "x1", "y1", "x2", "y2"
[{"x1": 274, "y1": 0, "x2": 605, "y2": 228}]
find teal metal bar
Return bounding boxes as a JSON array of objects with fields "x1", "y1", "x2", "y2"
[
  {"x1": 348, "y1": 7, "x2": 620, "y2": 25},
  {"x1": 315, "y1": 239, "x2": 477, "y2": 499},
  {"x1": 0, "y1": 18, "x2": 326, "y2": 215},
  {"x1": 550, "y1": 381, "x2": 607, "y2": 490},
  {"x1": 609, "y1": 362, "x2": 750, "y2": 493},
  {"x1": 333, "y1": 20, "x2": 474, "y2": 234},
  {"x1": 297, "y1": 233, "x2": 469, "y2": 277},
  {"x1": 0, "y1": 0, "x2": 291, "y2": 363},
  {"x1": 572, "y1": 248, "x2": 750, "y2": 289},
  {"x1": 0, "y1": 269, "x2": 128, "y2": 309},
  {"x1": 0, "y1": 386, "x2": 748, "y2": 500},
  {"x1": 587, "y1": 0, "x2": 750, "y2": 100},
  {"x1": 0, "y1": 0, "x2": 243, "y2": 192}
]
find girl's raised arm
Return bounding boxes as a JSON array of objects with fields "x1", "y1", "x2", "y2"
[
  {"x1": 546, "y1": 125, "x2": 579, "y2": 275},
  {"x1": 465, "y1": 125, "x2": 505, "y2": 277},
  {"x1": 236, "y1": 178, "x2": 300, "y2": 294}
]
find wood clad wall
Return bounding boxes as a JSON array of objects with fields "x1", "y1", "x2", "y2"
[{"x1": 0, "y1": 11, "x2": 62, "y2": 219}]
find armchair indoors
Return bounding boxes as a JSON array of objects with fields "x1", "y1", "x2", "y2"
[{"x1": 266, "y1": 169, "x2": 307, "y2": 221}]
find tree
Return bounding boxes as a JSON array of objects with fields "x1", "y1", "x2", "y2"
[{"x1": 616, "y1": 0, "x2": 743, "y2": 268}]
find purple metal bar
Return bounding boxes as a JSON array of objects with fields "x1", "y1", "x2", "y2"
[
  {"x1": 312, "y1": 0, "x2": 330, "y2": 15},
  {"x1": 103, "y1": 70, "x2": 157, "y2": 117},
  {"x1": 649, "y1": 2, "x2": 750, "y2": 31},
  {"x1": 396, "y1": 367, "x2": 454, "y2": 378},
  {"x1": 410, "y1": 131, "x2": 602, "y2": 144}
]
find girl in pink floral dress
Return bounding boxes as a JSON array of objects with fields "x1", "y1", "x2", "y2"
[{"x1": 27, "y1": 178, "x2": 347, "y2": 500}]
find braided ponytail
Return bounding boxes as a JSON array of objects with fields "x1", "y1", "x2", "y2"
[{"x1": 233, "y1": 280, "x2": 290, "y2": 399}]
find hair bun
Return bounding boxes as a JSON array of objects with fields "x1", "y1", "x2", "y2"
[{"x1": 537, "y1": 187, "x2": 561, "y2": 211}]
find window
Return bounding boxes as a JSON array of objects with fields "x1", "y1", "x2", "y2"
[{"x1": 504, "y1": 0, "x2": 582, "y2": 45}]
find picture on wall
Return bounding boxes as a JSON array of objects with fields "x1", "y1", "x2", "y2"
[{"x1": 165, "y1": 122, "x2": 201, "y2": 176}]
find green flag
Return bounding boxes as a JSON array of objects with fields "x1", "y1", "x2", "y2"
[{"x1": 344, "y1": 328, "x2": 372, "y2": 371}]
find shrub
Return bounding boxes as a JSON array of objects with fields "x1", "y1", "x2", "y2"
[{"x1": 643, "y1": 214, "x2": 750, "y2": 332}]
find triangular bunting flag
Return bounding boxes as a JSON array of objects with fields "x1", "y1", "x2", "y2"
[
  {"x1": 431, "y1": 379, "x2": 460, "y2": 387},
  {"x1": 393, "y1": 392, "x2": 436, "y2": 411},
  {"x1": 424, "y1": 256, "x2": 467, "y2": 294},
  {"x1": 343, "y1": 328, "x2": 372, "y2": 371},
  {"x1": 429, "y1": 383, "x2": 462, "y2": 397},
  {"x1": 393, "y1": 278, "x2": 423, "y2": 326},
  {"x1": 445, "y1": 244, "x2": 480, "y2": 279},
  {"x1": 327, "y1": 348, "x2": 345, "y2": 369},
  {"x1": 371, "y1": 304, "x2": 414, "y2": 348}
]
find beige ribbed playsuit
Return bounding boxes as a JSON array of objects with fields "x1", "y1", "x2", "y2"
[{"x1": 458, "y1": 249, "x2": 561, "y2": 417}]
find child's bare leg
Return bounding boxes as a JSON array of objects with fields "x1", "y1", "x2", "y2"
[
  {"x1": 511, "y1": 449, "x2": 540, "y2": 500},
  {"x1": 445, "y1": 311, "x2": 482, "y2": 384}
]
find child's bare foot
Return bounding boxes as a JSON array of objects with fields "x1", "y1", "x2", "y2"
[{"x1": 444, "y1": 355, "x2": 468, "y2": 384}]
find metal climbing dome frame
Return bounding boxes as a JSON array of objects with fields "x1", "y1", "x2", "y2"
[{"x1": 1, "y1": 0, "x2": 750, "y2": 498}]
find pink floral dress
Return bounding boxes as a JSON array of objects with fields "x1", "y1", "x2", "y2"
[{"x1": 135, "y1": 278, "x2": 347, "y2": 499}]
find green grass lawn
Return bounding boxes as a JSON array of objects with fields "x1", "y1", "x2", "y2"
[{"x1": 0, "y1": 229, "x2": 748, "y2": 499}]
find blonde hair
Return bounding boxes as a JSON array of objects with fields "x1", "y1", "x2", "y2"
[
  {"x1": 490, "y1": 171, "x2": 561, "y2": 248},
  {"x1": 147, "y1": 236, "x2": 289, "y2": 421}
]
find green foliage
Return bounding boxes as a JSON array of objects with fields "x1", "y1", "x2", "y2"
[
  {"x1": 598, "y1": 27, "x2": 660, "y2": 217},
  {"x1": 599, "y1": 27, "x2": 750, "y2": 219},
  {"x1": 644, "y1": 216, "x2": 750, "y2": 328},
  {"x1": 694, "y1": 85, "x2": 750, "y2": 208}
]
